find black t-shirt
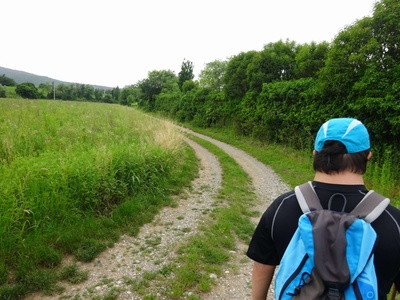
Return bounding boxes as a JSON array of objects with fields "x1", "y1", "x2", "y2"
[{"x1": 247, "y1": 181, "x2": 400, "y2": 299}]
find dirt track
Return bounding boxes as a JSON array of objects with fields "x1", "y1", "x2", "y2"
[{"x1": 25, "y1": 128, "x2": 289, "y2": 299}]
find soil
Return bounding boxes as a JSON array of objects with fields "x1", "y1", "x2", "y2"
[{"x1": 25, "y1": 128, "x2": 289, "y2": 300}]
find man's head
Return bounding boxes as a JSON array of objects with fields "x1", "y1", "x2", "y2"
[{"x1": 313, "y1": 118, "x2": 371, "y2": 175}]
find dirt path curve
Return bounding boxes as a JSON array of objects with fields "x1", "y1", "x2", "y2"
[
  {"x1": 25, "y1": 129, "x2": 289, "y2": 300},
  {"x1": 180, "y1": 129, "x2": 289, "y2": 300}
]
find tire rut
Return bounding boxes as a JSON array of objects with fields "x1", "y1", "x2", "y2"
[{"x1": 181, "y1": 128, "x2": 289, "y2": 300}]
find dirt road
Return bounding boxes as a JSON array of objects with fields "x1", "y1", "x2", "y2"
[{"x1": 26, "y1": 128, "x2": 289, "y2": 300}]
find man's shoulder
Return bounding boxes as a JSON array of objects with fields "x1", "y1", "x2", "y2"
[
  {"x1": 270, "y1": 190, "x2": 302, "y2": 218},
  {"x1": 269, "y1": 190, "x2": 297, "y2": 212},
  {"x1": 384, "y1": 204, "x2": 400, "y2": 227},
  {"x1": 275, "y1": 190, "x2": 296, "y2": 203}
]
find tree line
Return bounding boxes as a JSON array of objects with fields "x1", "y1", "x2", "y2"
[{"x1": 0, "y1": 79, "x2": 121, "y2": 104}]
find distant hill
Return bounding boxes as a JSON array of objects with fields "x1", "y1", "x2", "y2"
[{"x1": 0, "y1": 66, "x2": 112, "y2": 90}]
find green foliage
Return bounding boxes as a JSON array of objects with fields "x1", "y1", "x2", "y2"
[
  {"x1": 154, "y1": 79, "x2": 181, "y2": 116},
  {"x1": 0, "y1": 85, "x2": 6, "y2": 98},
  {"x1": 199, "y1": 59, "x2": 227, "y2": 92},
  {"x1": 120, "y1": 84, "x2": 142, "y2": 106},
  {"x1": 247, "y1": 40, "x2": 297, "y2": 91},
  {"x1": 222, "y1": 50, "x2": 257, "y2": 103},
  {"x1": 234, "y1": 78, "x2": 322, "y2": 148},
  {"x1": 294, "y1": 41, "x2": 329, "y2": 78},
  {"x1": 15, "y1": 82, "x2": 38, "y2": 99},
  {"x1": 138, "y1": 70, "x2": 177, "y2": 111},
  {"x1": 178, "y1": 59, "x2": 195, "y2": 90},
  {"x1": 13, "y1": 81, "x2": 110, "y2": 102},
  {"x1": 111, "y1": 86, "x2": 120, "y2": 102},
  {"x1": 37, "y1": 82, "x2": 54, "y2": 99},
  {"x1": 372, "y1": 0, "x2": 400, "y2": 71},
  {"x1": 0, "y1": 74, "x2": 17, "y2": 86}
]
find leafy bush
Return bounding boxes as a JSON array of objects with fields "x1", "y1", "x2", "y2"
[{"x1": 15, "y1": 82, "x2": 38, "y2": 99}]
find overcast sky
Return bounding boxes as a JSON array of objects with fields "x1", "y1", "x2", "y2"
[{"x1": 1, "y1": 0, "x2": 377, "y2": 88}]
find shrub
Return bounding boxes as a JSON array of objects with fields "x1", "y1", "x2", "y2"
[{"x1": 15, "y1": 82, "x2": 38, "y2": 99}]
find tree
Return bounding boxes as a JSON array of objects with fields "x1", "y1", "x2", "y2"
[
  {"x1": 120, "y1": 85, "x2": 142, "y2": 106},
  {"x1": 38, "y1": 83, "x2": 53, "y2": 99},
  {"x1": 154, "y1": 78, "x2": 181, "y2": 115},
  {"x1": 294, "y1": 42, "x2": 329, "y2": 79},
  {"x1": 103, "y1": 93, "x2": 113, "y2": 103},
  {"x1": 178, "y1": 59, "x2": 194, "y2": 90},
  {"x1": 0, "y1": 74, "x2": 16, "y2": 86},
  {"x1": 318, "y1": 16, "x2": 375, "y2": 108},
  {"x1": 94, "y1": 88, "x2": 104, "y2": 102},
  {"x1": 372, "y1": 0, "x2": 400, "y2": 72},
  {"x1": 111, "y1": 86, "x2": 120, "y2": 102},
  {"x1": 223, "y1": 51, "x2": 258, "y2": 102},
  {"x1": 16, "y1": 82, "x2": 38, "y2": 99},
  {"x1": 346, "y1": 0, "x2": 400, "y2": 148},
  {"x1": 138, "y1": 70, "x2": 177, "y2": 111},
  {"x1": 246, "y1": 40, "x2": 297, "y2": 93},
  {"x1": 56, "y1": 84, "x2": 74, "y2": 100},
  {"x1": 199, "y1": 59, "x2": 227, "y2": 92}
]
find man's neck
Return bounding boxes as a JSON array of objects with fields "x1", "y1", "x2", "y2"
[{"x1": 314, "y1": 171, "x2": 365, "y2": 185}]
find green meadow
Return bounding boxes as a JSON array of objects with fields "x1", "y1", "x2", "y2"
[{"x1": 0, "y1": 99, "x2": 197, "y2": 298}]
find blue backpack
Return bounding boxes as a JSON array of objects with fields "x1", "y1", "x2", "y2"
[{"x1": 275, "y1": 182, "x2": 390, "y2": 300}]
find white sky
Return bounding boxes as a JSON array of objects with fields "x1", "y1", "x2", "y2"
[{"x1": 1, "y1": 0, "x2": 377, "y2": 88}]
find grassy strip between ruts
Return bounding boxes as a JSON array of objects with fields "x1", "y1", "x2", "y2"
[{"x1": 125, "y1": 133, "x2": 259, "y2": 299}]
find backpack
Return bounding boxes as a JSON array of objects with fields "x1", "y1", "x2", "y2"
[{"x1": 275, "y1": 181, "x2": 390, "y2": 300}]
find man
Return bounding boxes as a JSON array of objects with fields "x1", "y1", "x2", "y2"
[{"x1": 247, "y1": 118, "x2": 400, "y2": 299}]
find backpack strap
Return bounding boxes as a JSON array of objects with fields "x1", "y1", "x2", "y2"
[
  {"x1": 295, "y1": 181, "x2": 323, "y2": 213},
  {"x1": 351, "y1": 190, "x2": 390, "y2": 223},
  {"x1": 295, "y1": 182, "x2": 390, "y2": 222}
]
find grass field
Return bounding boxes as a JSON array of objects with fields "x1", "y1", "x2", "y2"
[{"x1": 0, "y1": 99, "x2": 198, "y2": 299}]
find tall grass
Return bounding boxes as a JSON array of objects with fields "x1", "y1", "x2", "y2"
[
  {"x1": 0, "y1": 99, "x2": 197, "y2": 298},
  {"x1": 4, "y1": 86, "x2": 18, "y2": 99}
]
